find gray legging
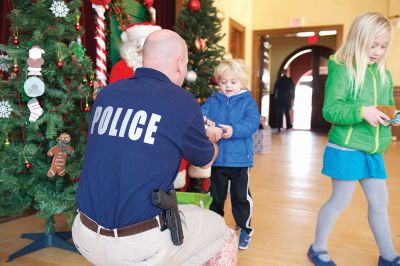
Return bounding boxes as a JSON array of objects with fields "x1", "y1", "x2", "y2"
[{"x1": 313, "y1": 178, "x2": 398, "y2": 261}]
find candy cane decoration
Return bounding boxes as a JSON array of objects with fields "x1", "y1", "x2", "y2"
[{"x1": 92, "y1": 4, "x2": 107, "y2": 87}]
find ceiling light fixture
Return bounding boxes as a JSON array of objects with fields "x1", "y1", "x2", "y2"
[
  {"x1": 319, "y1": 30, "x2": 337, "y2": 36},
  {"x1": 296, "y1": 32, "x2": 315, "y2": 37}
]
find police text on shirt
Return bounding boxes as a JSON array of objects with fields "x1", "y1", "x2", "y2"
[{"x1": 90, "y1": 106, "x2": 161, "y2": 145}]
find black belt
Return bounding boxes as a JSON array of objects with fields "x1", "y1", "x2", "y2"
[{"x1": 80, "y1": 213, "x2": 163, "y2": 237}]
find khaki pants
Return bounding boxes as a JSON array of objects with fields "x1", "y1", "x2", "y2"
[{"x1": 72, "y1": 204, "x2": 228, "y2": 266}]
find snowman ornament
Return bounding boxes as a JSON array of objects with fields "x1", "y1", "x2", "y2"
[
  {"x1": 27, "y1": 46, "x2": 45, "y2": 76},
  {"x1": 24, "y1": 46, "x2": 45, "y2": 122}
]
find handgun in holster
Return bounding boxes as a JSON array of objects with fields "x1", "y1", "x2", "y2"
[{"x1": 151, "y1": 189, "x2": 184, "y2": 246}]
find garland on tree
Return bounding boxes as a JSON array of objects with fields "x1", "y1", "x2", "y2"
[{"x1": 109, "y1": 0, "x2": 153, "y2": 31}]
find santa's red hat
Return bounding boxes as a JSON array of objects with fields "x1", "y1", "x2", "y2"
[{"x1": 121, "y1": 22, "x2": 161, "y2": 43}]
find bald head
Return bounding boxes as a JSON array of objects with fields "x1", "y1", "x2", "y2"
[{"x1": 142, "y1": 30, "x2": 188, "y2": 86}]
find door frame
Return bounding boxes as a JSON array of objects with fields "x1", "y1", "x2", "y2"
[
  {"x1": 251, "y1": 25, "x2": 343, "y2": 111},
  {"x1": 229, "y1": 18, "x2": 246, "y2": 59}
]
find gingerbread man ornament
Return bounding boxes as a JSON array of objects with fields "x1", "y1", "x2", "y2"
[{"x1": 47, "y1": 133, "x2": 75, "y2": 178}]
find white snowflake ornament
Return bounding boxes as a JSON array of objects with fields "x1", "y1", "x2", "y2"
[
  {"x1": 0, "y1": 54, "x2": 10, "y2": 72},
  {"x1": 0, "y1": 100, "x2": 13, "y2": 119},
  {"x1": 50, "y1": 0, "x2": 70, "y2": 18}
]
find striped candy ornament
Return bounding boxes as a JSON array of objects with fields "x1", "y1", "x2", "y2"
[{"x1": 92, "y1": 4, "x2": 108, "y2": 87}]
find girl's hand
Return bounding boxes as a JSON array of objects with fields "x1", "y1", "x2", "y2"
[
  {"x1": 362, "y1": 106, "x2": 390, "y2": 127},
  {"x1": 219, "y1": 124, "x2": 233, "y2": 139},
  {"x1": 203, "y1": 116, "x2": 216, "y2": 127}
]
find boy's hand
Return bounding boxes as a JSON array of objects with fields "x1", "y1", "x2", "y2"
[
  {"x1": 219, "y1": 124, "x2": 233, "y2": 139},
  {"x1": 362, "y1": 106, "x2": 390, "y2": 127}
]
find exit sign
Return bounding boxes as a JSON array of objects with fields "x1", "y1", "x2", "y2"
[{"x1": 290, "y1": 17, "x2": 305, "y2": 27}]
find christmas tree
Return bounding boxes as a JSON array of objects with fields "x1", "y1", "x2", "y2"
[
  {"x1": 0, "y1": 0, "x2": 94, "y2": 259},
  {"x1": 174, "y1": 0, "x2": 225, "y2": 102}
]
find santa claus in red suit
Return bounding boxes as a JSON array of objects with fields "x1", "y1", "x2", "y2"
[{"x1": 108, "y1": 22, "x2": 161, "y2": 83}]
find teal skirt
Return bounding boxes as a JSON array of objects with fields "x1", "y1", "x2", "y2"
[{"x1": 321, "y1": 143, "x2": 387, "y2": 180}]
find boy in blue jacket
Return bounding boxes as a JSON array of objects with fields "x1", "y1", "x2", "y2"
[{"x1": 202, "y1": 59, "x2": 260, "y2": 250}]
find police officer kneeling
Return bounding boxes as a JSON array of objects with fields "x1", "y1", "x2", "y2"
[{"x1": 72, "y1": 29, "x2": 228, "y2": 266}]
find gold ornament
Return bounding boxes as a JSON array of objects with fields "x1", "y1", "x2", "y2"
[{"x1": 216, "y1": 10, "x2": 225, "y2": 22}]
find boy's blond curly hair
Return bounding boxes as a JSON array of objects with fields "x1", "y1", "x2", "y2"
[{"x1": 214, "y1": 59, "x2": 249, "y2": 89}]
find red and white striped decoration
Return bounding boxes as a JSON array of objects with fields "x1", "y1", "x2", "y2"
[
  {"x1": 194, "y1": 38, "x2": 206, "y2": 52},
  {"x1": 92, "y1": 4, "x2": 108, "y2": 87}
]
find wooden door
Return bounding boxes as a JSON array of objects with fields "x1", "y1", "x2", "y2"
[
  {"x1": 392, "y1": 86, "x2": 400, "y2": 141},
  {"x1": 310, "y1": 49, "x2": 333, "y2": 132},
  {"x1": 311, "y1": 74, "x2": 331, "y2": 131}
]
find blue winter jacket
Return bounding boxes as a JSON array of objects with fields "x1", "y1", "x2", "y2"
[{"x1": 201, "y1": 90, "x2": 260, "y2": 167}]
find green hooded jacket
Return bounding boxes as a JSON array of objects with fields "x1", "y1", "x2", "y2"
[{"x1": 323, "y1": 57, "x2": 394, "y2": 154}]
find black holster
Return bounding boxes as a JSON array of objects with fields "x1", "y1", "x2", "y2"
[{"x1": 151, "y1": 189, "x2": 184, "y2": 245}]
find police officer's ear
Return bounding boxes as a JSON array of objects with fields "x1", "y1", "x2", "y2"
[
  {"x1": 175, "y1": 55, "x2": 187, "y2": 86},
  {"x1": 177, "y1": 56, "x2": 186, "y2": 73}
]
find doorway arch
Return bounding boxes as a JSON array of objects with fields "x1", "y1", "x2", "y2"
[{"x1": 273, "y1": 45, "x2": 334, "y2": 131}]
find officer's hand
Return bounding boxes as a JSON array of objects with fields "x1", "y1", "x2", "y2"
[
  {"x1": 206, "y1": 126, "x2": 223, "y2": 143},
  {"x1": 204, "y1": 116, "x2": 216, "y2": 127}
]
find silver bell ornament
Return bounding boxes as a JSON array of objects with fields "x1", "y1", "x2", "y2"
[{"x1": 185, "y1": 70, "x2": 197, "y2": 83}]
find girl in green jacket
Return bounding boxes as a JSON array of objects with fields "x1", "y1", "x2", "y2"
[{"x1": 308, "y1": 12, "x2": 400, "y2": 266}]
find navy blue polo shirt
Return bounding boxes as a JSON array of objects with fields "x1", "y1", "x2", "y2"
[{"x1": 76, "y1": 68, "x2": 214, "y2": 229}]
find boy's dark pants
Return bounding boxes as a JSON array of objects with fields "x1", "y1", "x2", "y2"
[{"x1": 210, "y1": 166, "x2": 253, "y2": 235}]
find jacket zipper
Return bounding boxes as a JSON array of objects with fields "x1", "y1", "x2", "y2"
[
  {"x1": 221, "y1": 97, "x2": 230, "y2": 163},
  {"x1": 369, "y1": 68, "x2": 379, "y2": 153},
  {"x1": 345, "y1": 126, "x2": 353, "y2": 144},
  {"x1": 345, "y1": 68, "x2": 380, "y2": 151}
]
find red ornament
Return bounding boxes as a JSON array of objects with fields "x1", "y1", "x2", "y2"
[
  {"x1": 210, "y1": 75, "x2": 218, "y2": 85},
  {"x1": 89, "y1": 80, "x2": 94, "y2": 87},
  {"x1": 84, "y1": 104, "x2": 91, "y2": 112},
  {"x1": 75, "y1": 23, "x2": 81, "y2": 32},
  {"x1": 32, "y1": 0, "x2": 37, "y2": 2},
  {"x1": 188, "y1": 0, "x2": 201, "y2": 12},
  {"x1": 71, "y1": 176, "x2": 80, "y2": 183},
  {"x1": 25, "y1": 161, "x2": 32, "y2": 169},
  {"x1": 194, "y1": 38, "x2": 206, "y2": 51},
  {"x1": 12, "y1": 64, "x2": 19, "y2": 74},
  {"x1": 57, "y1": 59, "x2": 63, "y2": 69},
  {"x1": 89, "y1": 0, "x2": 111, "y2": 5},
  {"x1": 143, "y1": 0, "x2": 153, "y2": 7},
  {"x1": 13, "y1": 35, "x2": 19, "y2": 45}
]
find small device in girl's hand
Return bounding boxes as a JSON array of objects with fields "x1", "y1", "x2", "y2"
[{"x1": 383, "y1": 113, "x2": 400, "y2": 126}]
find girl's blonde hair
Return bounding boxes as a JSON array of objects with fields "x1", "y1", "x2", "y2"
[
  {"x1": 214, "y1": 59, "x2": 249, "y2": 88},
  {"x1": 333, "y1": 12, "x2": 392, "y2": 97}
]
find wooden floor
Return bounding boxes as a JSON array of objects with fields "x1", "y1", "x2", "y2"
[{"x1": 1, "y1": 130, "x2": 399, "y2": 266}]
